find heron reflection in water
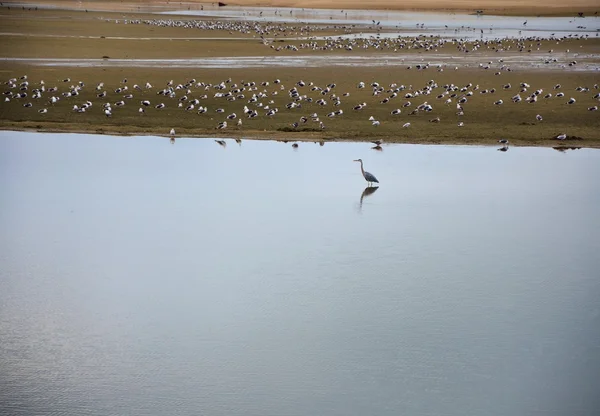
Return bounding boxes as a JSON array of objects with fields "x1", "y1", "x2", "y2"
[{"x1": 358, "y1": 185, "x2": 379, "y2": 212}]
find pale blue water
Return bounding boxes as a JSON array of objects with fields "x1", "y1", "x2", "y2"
[
  {"x1": 162, "y1": 7, "x2": 600, "y2": 39},
  {"x1": 1, "y1": 131, "x2": 599, "y2": 416}
]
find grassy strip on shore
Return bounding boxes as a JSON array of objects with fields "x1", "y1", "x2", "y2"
[{"x1": 0, "y1": 121, "x2": 592, "y2": 150}]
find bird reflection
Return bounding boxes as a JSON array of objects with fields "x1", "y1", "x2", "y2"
[
  {"x1": 235, "y1": 138, "x2": 242, "y2": 146},
  {"x1": 215, "y1": 139, "x2": 226, "y2": 148},
  {"x1": 170, "y1": 137, "x2": 175, "y2": 144},
  {"x1": 371, "y1": 145, "x2": 383, "y2": 151},
  {"x1": 358, "y1": 185, "x2": 379, "y2": 211},
  {"x1": 497, "y1": 145, "x2": 509, "y2": 152},
  {"x1": 553, "y1": 146, "x2": 581, "y2": 153}
]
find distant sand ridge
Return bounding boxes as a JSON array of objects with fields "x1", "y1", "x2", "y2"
[{"x1": 6, "y1": 0, "x2": 600, "y2": 15}]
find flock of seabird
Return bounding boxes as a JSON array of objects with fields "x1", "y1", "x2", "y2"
[
  {"x1": 2, "y1": 13, "x2": 598, "y2": 148},
  {"x1": 118, "y1": 18, "x2": 593, "y2": 59},
  {"x1": 5, "y1": 71, "x2": 597, "y2": 151},
  {"x1": 118, "y1": 18, "x2": 320, "y2": 38}
]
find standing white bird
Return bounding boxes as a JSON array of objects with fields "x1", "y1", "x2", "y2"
[
  {"x1": 170, "y1": 128, "x2": 176, "y2": 136},
  {"x1": 555, "y1": 133, "x2": 567, "y2": 140}
]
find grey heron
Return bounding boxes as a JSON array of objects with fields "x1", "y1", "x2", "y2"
[{"x1": 354, "y1": 159, "x2": 379, "y2": 186}]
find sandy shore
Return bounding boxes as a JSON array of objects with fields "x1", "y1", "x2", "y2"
[
  {"x1": 0, "y1": 123, "x2": 593, "y2": 150},
  {"x1": 4, "y1": 0, "x2": 600, "y2": 16},
  {"x1": 1, "y1": 6, "x2": 598, "y2": 148}
]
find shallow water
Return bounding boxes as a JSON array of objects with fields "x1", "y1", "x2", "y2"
[
  {"x1": 1, "y1": 131, "x2": 600, "y2": 416},
  {"x1": 2, "y1": 54, "x2": 598, "y2": 70},
  {"x1": 163, "y1": 7, "x2": 600, "y2": 39}
]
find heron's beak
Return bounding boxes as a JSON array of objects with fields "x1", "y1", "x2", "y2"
[{"x1": 353, "y1": 159, "x2": 359, "y2": 162}]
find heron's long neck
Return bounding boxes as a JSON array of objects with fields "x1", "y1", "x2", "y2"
[{"x1": 359, "y1": 161, "x2": 365, "y2": 175}]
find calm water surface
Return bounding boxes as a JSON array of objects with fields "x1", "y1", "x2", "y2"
[
  {"x1": 163, "y1": 8, "x2": 600, "y2": 39},
  {"x1": 4, "y1": 55, "x2": 598, "y2": 71},
  {"x1": 1, "y1": 131, "x2": 600, "y2": 416}
]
